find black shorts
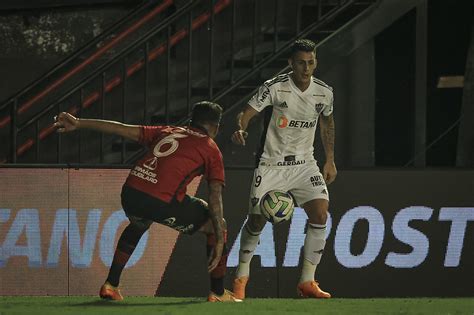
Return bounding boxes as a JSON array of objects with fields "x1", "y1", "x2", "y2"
[{"x1": 121, "y1": 185, "x2": 209, "y2": 234}]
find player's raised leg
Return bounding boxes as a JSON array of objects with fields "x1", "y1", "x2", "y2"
[
  {"x1": 233, "y1": 214, "x2": 266, "y2": 300},
  {"x1": 297, "y1": 198, "x2": 331, "y2": 298},
  {"x1": 100, "y1": 220, "x2": 151, "y2": 301}
]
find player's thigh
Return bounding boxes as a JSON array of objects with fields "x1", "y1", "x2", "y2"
[
  {"x1": 121, "y1": 186, "x2": 155, "y2": 230},
  {"x1": 289, "y1": 163, "x2": 329, "y2": 208},
  {"x1": 160, "y1": 195, "x2": 210, "y2": 235},
  {"x1": 122, "y1": 186, "x2": 208, "y2": 235},
  {"x1": 247, "y1": 166, "x2": 289, "y2": 231},
  {"x1": 248, "y1": 166, "x2": 287, "y2": 215}
]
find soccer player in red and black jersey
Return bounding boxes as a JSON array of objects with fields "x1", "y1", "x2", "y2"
[{"x1": 54, "y1": 101, "x2": 240, "y2": 302}]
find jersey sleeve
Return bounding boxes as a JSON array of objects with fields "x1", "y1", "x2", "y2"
[
  {"x1": 322, "y1": 88, "x2": 334, "y2": 116},
  {"x1": 138, "y1": 125, "x2": 167, "y2": 146},
  {"x1": 248, "y1": 83, "x2": 273, "y2": 112},
  {"x1": 204, "y1": 143, "x2": 225, "y2": 185}
]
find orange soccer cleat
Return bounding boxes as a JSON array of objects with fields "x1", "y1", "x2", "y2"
[
  {"x1": 297, "y1": 280, "x2": 331, "y2": 299},
  {"x1": 232, "y1": 276, "x2": 249, "y2": 300},
  {"x1": 99, "y1": 281, "x2": 124, "y2": 301},
  {"x1": 207, "y1": 289, "x2": 243, "y2": 302}
]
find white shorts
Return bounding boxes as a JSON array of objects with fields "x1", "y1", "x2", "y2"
[{"x1": 248, "y1": 159, "x2": 329, "y2": 215}]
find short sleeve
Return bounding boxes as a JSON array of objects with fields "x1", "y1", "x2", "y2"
[
  {"x1": 248, "y1": 84, "x2": 273, "y2": 112},
  {"x1": 322, "y1": 89, "x2": 334, "y2": 117}
]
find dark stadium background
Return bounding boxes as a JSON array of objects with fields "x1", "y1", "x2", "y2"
[{"x1": 0, "y1": 0, "x2": 472, "y2": 299}]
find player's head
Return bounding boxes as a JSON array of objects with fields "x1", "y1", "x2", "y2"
[
  {"x1": 288, "y1": 39, "x2": 317, "y2": 86},
  {"x1": 190, "y1": 101, "x2": 223, "y2": 139}
]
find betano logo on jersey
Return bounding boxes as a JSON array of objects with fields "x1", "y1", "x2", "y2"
[{"x1": 277, "y1": 116, "x2": 316, "y2": 129}]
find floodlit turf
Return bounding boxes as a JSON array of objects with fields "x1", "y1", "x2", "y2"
[{"x1": 0, "y1": 297, "x2": 473, "y2": 315}]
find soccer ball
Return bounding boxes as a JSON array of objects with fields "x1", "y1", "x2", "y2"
[{"x1": 260, "y1": 190, "x2": 295, "y2": 224}]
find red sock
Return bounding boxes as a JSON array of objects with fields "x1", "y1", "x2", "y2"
[
  {"x1": 106, "y1": 223, "x2": 147, "y2": 287},
  {"x1": 207, "y1": 230, "x2": 228, "y2": 295}
]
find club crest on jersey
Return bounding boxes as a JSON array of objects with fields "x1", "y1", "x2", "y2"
[
  {"x1": 277, "y1": 115, "x2": 288, "y2": 128},
  {"x1": 315, "y1": 103, "x2": 325, "y2": 114}
]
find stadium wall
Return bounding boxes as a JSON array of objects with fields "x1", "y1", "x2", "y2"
[{"x1": 0, "y1": 167, "x2": 473, "y2": 298}]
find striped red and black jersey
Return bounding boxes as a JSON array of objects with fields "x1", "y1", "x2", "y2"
[{"x1": 124, "y1": 125, "x2": 224, "y2": 203}]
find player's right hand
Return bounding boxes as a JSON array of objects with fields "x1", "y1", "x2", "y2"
[
  {"x1": 231, "y1": 130, "x2": 248, "y2": 146},
  {"x1": 54, "y1": 112, "x2": 79, "y2": 133},
  {"x1": 207, "y1": 240, "x2": 224, "y2": 273}
]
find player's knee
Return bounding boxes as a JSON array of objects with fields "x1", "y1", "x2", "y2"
[
  {"x1": 304, "y1": 200, "x2": 329, "y2": 224},
  {"x1": 247, "y1": 214, "x2": 266, "y2": 232},
  {"x1": 317, "y1": 211, "x2": 328, "y2": 224},
  {"x1": 128, "y1": 216, "x2": 152, "y2": 232},
  {"x1": 305, "y1": 207, "x2": 328, "y2": 224}
]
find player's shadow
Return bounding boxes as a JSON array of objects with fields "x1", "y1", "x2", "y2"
[{"x1": 69, "y1": 300, "x2": 204, "y2": 307}]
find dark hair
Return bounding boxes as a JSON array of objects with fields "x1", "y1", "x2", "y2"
[
  {"x1": 289, "y1": 39, "x2": 316, "y2": 57},
  {"x1": 190, "y1": 101, "x2": 223, "y2": 127}
]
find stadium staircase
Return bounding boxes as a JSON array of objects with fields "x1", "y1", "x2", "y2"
[{"x1": 1, "y1": 0, "x2": 416, "y2": 166}]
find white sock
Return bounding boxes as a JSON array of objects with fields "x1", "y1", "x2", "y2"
[
  {"x1": 235, "y1": 223, "x2": 261, "y2": 278},
  {"x1": 299, "y1": 223, "x2": 326, "y2": 284},
  {"x1": 300, "y1": 259, "x2": 317, "y2": 284}
]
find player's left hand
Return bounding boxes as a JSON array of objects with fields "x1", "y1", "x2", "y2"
[
  {"x1": 208, "y1": 240, "x2": 224, "y2": 273},
  {"x1": 323, "y1": 161, "x2": 337, "y2": 185}
]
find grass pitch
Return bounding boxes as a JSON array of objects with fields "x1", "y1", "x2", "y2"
[{"x1": 0, "y1": 297, "x2": 473, "y2": 315}]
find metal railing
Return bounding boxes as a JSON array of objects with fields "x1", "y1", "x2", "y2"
[
  {"x1": 0, "y1": 0, "x2": 174, "y2": 130},
  {"x1": 125, "y1": 0, "x2": 378, "y2": 164},
  {"x1": 3, "y1": 0, "x2": 376, "y2": 165},
  {"x1": 3, "y1": 0, "x2": 232, "y2": 163}
]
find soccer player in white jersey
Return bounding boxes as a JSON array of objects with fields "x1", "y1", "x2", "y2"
[{"x1": 231, "y1": 39, "x2": 336, "y2": 299}]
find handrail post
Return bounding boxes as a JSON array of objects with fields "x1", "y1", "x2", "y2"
[
  {"x1": 252, "y1": 0, "x2": 258, "y2": 67},
  {"x1": 100, "y1": 75, "x2": 105, "y2": 163},
  {"x1": 79, "y1": 88, "x2": 84, "y2": 163},
  {"x1": 229, "y1": 0, "x2": 236, "y2": 84},
  {"x1": 296, "y1": 0, "x2": 302, "y2": 34},
  {"x1": 36, "y1": 120, "x2": 40, "y2": 162},
  {"x1": 273, "y1": 0, "x2": 279, "y2": 53},
  {"x1": 144, "y1": 42, "x2": 149, "y2": 123},
  {"x1": 122, "y1": 59, "x2": 127, "y2": 163},
  {"x1": 166, "y1": 25, "x2": 171, "y2": 124},
  {"x1": 208, "y1": 0, "x2": 215, "y2": 99},
  {"x1": 56, "y1": 103, "x2": 61, "y2": 163},
  {"x1": 187, "y1": 10, "x2": 193, "y2": 114},
  {"x1": 10, "y1": 100, "x2": 17, "y2": 163},
  {"x1": 318, "y1": 0, "x2": 322, "y2": 20}
]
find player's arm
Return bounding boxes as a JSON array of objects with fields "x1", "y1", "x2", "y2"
[
  {"x1": 231, "y1": 104, "x2": 259, "y2": 146},
  {"x1": 207, "y1": 180, "x2": 225, "y2": 272},
  {"x1": 319, "y1": 113, "x2": 337, "y2": 184},
  {"x1": 54, "y1": 112, "x2": 141, "y2": 142}
]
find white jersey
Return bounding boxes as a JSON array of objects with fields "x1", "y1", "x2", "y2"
[{"x1": 248, "y1": 72, "x2": 333, "y2": 165}]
